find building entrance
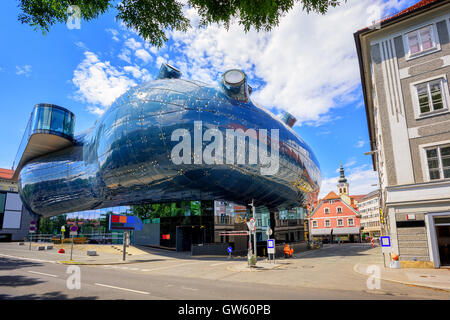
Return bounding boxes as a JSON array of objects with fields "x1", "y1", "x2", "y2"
[
  {"x1": 176, "y1": 225, "x2": 206, "y2": 251},
  {"x1": 436, "y1": 225, "x2": 450, "y2": 266}
]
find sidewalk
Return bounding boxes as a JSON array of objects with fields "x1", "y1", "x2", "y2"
[{"x1": 354, "y1": 263, "x2": 450, "y2": 291}]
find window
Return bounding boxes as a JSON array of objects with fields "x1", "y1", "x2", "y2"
[
  {"x1": 406, "y1": 25, "x2": 437, "y2": 57},
  {"x1": 426, "y1": 145, "x2": 450, "y2": 180},
  {"x1": 348, "y1": 218, "x2": 354, "y2": 226},
  {"x1": 337, "y1": 219, "x2": 343, "y2": 227},
  {"x1": 325, "y1": 220, "x2": 331, "y2": 228},
  {"x1": 416, "y1": 79, "x2": 445, "y2": 115},
  {"x1": 337, "y1": 207, "x2": 342, "y2": 214},
  {"x1": 324, "y1": 208, "x2": 330, "y2": 214},
  {"x1": 312, "y1": 220, "x2": 318, "y2": 228},
  {"x1": 329, "y1": 200, "x2": 334, "y2": 204}
]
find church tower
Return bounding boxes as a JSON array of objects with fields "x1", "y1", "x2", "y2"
[{"x1": 337, "y1": 164, "x2": 351, "y2": 204}]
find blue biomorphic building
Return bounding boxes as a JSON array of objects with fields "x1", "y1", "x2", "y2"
[{"x1": 13, "y1": 64, "x2": 321, "y2": 252}]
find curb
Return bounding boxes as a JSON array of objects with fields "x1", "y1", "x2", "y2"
[
  {"x1": 57, "y1": 259, "x2": 154, "y2": 266},
  {"x1": 353, "y1": 263, "x2": 450, "y2": 292},
  {"x1": 226, "y1": 263, "x2": 284, "y2": 272}
]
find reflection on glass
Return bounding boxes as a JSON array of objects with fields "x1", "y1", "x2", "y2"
[
  {"x1": 37, "y1": 106, "x2": 52, "y2": 130},
  {"x1": 51, "y1": 108, "x2": 65, "y2": 133}
]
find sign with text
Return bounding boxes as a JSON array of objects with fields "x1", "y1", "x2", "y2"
[
  {"x1": 267, "y1": 239, "x2": 275, "y2": 254},
  {"x1": 381, "y1": 236, "x2": 391, "y2": 253}
]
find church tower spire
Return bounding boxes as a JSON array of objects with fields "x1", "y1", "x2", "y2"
[{"x1": 337, "y1": 164, "x2": 349, "y2": 196}]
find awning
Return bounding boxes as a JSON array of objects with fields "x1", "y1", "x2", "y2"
[
  {"x1": 332, "y1": 227, "x2": 360, "y2": 235},
  {"x1": 310, "y1": 227, "x2": 360, "y2": 236},
  {"x1": 310, "y1": 228, "x2": 332, "y2": 236}
]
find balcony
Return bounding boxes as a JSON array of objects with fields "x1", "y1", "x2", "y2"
[{"x1": 12, "y1": 103, "x2": 76, "y2": 180}]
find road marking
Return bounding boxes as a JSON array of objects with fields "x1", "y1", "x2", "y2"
[
  {"x1": 181, "y1": 286, "x2": 198, "y2": 291},
  {"x1": 94, "y1": 283, "x2": 150, "y2": 295},
  {"x1": 210, "y1": 261, "x2": 233, "y2": 267},
  {"x1": 0, "y1": 253, "x2": 56, "y2": 264},
  {"x1": 143, "y1": 261, "x2": 205, "y2": 272},
  {"x1": 28, "y1": 270, "x2": 58, "y2": 278},
  {"x1": 129, "y1": 268, "x2": 139, "y2": 271}
]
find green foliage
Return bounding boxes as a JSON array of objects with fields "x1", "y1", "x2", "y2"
[
  {"x1": 18, "y1": 0, "x2": 111, "y2": 33},
  {"x1": 17, "y1": 0, "x2": 344, "y2": 46},
  {"x1": 38, "y1": 214, "x2": 67, "y2": 234},
  {"x1": 130, "y1": 200, "x2": 204, "y2": 221}
]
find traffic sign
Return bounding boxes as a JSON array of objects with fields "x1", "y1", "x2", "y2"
[
  {"x1": 247, "y1": 218, "x2": 256, "y2": 232},
  {"x1": 61, "y1": 226, "x2": 66, "y2": 232},
  {"x1": 29, "y1": 220, "x2": 36, "y2": 233},
  {"x1": 267, "y1": 239, "x2": 275, "y2": 254},
  {"x1": 266, "y1": 228, "x2": 272, "y2": 236},
  {"x1": 227, "y1": 246, "x2": 233, "y2": 253},
  {"x1": 381, "y1": 236, "x2": 391, "y2": 253},
  {"x1": 70, "y1": 225, "x2": 78, "y2": 237}
]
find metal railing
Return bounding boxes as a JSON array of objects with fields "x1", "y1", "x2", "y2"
[{"x1": 26, "y1": 233, "x2": 127, "y2": 245}]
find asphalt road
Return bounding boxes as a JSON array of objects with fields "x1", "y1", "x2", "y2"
[{"x1": 0, "y1": 243, "x2": 449, "y2": 300}]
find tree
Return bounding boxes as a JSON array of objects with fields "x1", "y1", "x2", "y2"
[
  {"x1": 18, "y1": 0, "x2": 344, "y2": 47},
  {"x1": 129, "y1": 204, "x2": 153, "y2": 221}
]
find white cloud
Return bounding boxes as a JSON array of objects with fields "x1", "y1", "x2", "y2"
[
  {"x1": 118, "y1": 48, "x2": 132, "y2": 63},
  {"x1": 356, "y1": 139, "x2": 366, "y2": 148},
  {"x1": 166, "y1": 0, "x2": 409, "y2": 125},
  {"x1": 135, "y1": 49, "x2": 152, "y2": 64},
  {"x1": 72, "y1": 51, "x2": 136, "y2": 112},
  {"x1": 16, "y1": 65, "x2": 32, "y2": 77},
  {"x1": 319, "y1": 165, "x2": 378, "y2": 199},
  {"x1": 123, "y1": 65, "x2": 152, "y2": 82},
  {"x1": 125, "y1": 38, "x2": 142, "y2": 50},
  {"x1": 106, "y1": 28, "x2": 120, "y2": 41}
]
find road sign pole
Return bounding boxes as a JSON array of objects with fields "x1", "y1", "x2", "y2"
[
  {"x1": 70, "y1": 236, "x2": 74, "y2": 261},
  {"x1": 29, "y1": 233, "x2": 32, "y2": 251},
  {"x1": 122, "y1": 231, "x2": 127, "y2": 261},
  {"x1": 251, "y1": 199, "x2": 257, "y2": 262}
]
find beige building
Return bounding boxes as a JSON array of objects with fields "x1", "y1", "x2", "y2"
[
  {"x1": 357, "y1": 190, "x2": 382, "y2": 238},
  {"x1": 0, "y1": 169, "x2": 17, "y2": 192},
  {"x1": 355, "y1": 0, "x2": 450, "y2": 268}
]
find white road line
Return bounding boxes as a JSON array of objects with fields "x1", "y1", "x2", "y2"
[
  {"x1": 94, "y1": 283, "x2": 150, "y2": 295},
  {"x1": 128, "y1": 268, "x2": 139, "y2": 271},
  {"x1": 143, "y1": 261, "x2": 205, "y2": 272},
  {"x1": 28, "y1": 270, "x2": 58, "y2": 278},
  {"x1": 210, "y1": 261, "x2": 233, "y2": 267},
  {"x1": 0, "y1": 253, "x2": 56, "y2": 264},
  {"x1": 181, "y1": 286, "x2": 198, "y2": 291}
]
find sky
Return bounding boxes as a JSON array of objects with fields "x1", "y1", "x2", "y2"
[{"x1": 0, "y1": 0, "x2": 418, "y2": 199}]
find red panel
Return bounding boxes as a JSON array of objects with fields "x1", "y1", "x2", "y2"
[{"x1": 111, "y1": 215, "x2": 120, "y2": 223}]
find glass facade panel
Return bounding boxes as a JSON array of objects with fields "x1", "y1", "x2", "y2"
[
  {"x1": 50, "y1": 108, "x2": 65, "y2": 133},
  {"x1": 37, "y1": 106, "x2": 52, "y2": 130}
]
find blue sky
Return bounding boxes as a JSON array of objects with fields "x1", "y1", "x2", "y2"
[{"x1": 0, "y1": 0, "x2": 417, "y2": 198}]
